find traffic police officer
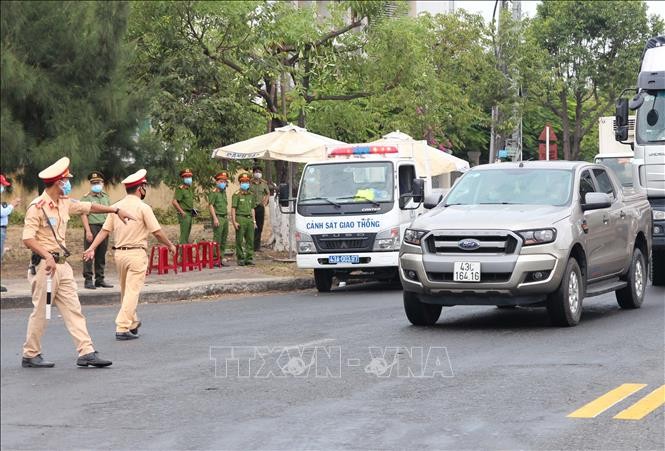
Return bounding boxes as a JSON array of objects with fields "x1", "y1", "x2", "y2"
[
  {"x1": 21, "y1": 157, "x2": 134, "y2": 368},
  {"x1": 81, "y1": 170, "x2": 112, "y2": 289},
  {"x1": 171, "y1": 168, "x2": 195, "y2": 244},
  {"x1": 208, "y1": 171, "x2": 229, "y2": 265},
  {"x1": 84, "y1": 169, "x2": 176, "y2": 340},
  {"x1": 250, "y1": 165, "x2": 270, "y2": 251},
  {"x1": 231, "y1": 172, "x2": 256, "y2": 266}
]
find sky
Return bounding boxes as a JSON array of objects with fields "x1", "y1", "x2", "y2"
[{"x1": 416, "y1": 0, "x2": 665, "y2": 22}]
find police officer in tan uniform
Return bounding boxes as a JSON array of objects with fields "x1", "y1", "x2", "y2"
[
  {"x1": 21, "y1": 157, "x2": 135, "y2": 368},
  {"x1": 84, "y1": 169, "x2": 176, "y2": 340}
]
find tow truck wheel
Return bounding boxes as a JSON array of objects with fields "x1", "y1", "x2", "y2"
[
  {"x1": 546, "y1": 258, "x2": 583, "y2": 327},
  {"x1": 404, "y1": 291, "x2": 442, "y2": 326},
  {"x1": 616, "y1": 247, "x2": 646, "y2": 309},
  {"x1": 314, "y1": 269, "x2": 333, "y2": 292},
  {"x1": 652, "y1": 252, "x2": 665, "y2": 286}
]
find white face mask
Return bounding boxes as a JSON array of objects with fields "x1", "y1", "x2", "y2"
[
  {"x1": 254, "y1": 172, "x2": 262, "y2": 179},
  {"x1": 0, "y1": 186, "x2": 4, "y2": 194}
]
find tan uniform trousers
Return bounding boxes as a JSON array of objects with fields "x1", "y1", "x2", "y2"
[
  {"x1": 114, "y1": 249, "x2": 148, "y2": 332},
  {"x1": 23, "y1": 261, "x2": 95, "y2": 358}
]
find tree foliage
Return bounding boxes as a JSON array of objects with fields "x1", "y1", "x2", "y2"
[{"x1": 1, "y1": 1, "x2": 150, "y2": 189}]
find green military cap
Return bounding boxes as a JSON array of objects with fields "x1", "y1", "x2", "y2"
[{"x1": 88, "y1": 171, "x2": 105, "y2": 182}]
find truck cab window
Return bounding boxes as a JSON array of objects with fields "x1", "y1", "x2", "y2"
[{"x1": 579, "y1": 171, "x2": 596, "y2": 204}]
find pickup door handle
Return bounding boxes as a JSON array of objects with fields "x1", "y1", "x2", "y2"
[
  {"x1": 602, "y1": 215, "x2": 609, "y2": 224},
  {"x1": 620, "y1": 211, "x2": 626, "y2": 219}
]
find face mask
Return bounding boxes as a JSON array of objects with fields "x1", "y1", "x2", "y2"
[
  {"x1": 60, "y1": 179, "x2": 72, "y2": 196},
  {"x1": 91, "y1": 184, "x2": 103, "y2": 193},
  {"x1": 0, "y1": 186, "x2": 4, "y2": 194},
  {"x1": 254, "y1": 172, "x2": 262, "y2": 179},
  {"x1": 240, "y1": 182, "x2": 250, "y2": 190},
  {"x1": 217, "y1": 182, "x2": 227, "y2": 190},
  {"x1": 183, "y1": 177, "x2": 192, "y2": 186}
]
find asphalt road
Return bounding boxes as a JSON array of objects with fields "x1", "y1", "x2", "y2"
[{"x1": 1, "y1": 283, "x2": 663, "y2": 450}]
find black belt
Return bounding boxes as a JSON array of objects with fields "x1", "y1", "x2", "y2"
[
  {"x1": 112, "y1": 246, "x2": 145, "y2": 251},
  {"x1": 31, "y1": 252, "x2": 68, "y2": 265},
  {"x1": 0, "y1": 225, "x2": 6, "y2": 229}
]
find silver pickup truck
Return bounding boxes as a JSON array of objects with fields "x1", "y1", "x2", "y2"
[{"x1": 399, "y1": 161, "x2": 652, "y2": 327}]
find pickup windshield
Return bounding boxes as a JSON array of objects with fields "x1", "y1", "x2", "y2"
[
  {"x1": 299, "y1": 161, "x2": 394, "y2": 204},
  {"x1": 445, "y1": 168, "x2": 573, "y2": 206}
]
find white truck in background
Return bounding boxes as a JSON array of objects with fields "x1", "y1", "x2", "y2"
[
  {"x1": 594, "y1": 116, "x2": 636, "y2": 188},
  {"x1": 615, "y1": 35, "x2": 665, "y2": 286},
  {"x1": 279, "y1": 145, "x2": 429, "y2": 292}
]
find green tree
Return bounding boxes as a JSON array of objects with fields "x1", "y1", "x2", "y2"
[
  {"x1": 1, "y1": 1, "x2": 149, "y2": 188},
  {"x1": 527, "y1": 0, "x2": 663, "y2": 160}
]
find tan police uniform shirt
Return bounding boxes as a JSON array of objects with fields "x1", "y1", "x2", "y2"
[
  {"x1": 22, "y1": 192, "x2": 92, "y2": 252},
  {"x1": 102, "y1": 195, "x2": 161, "y2": 249}
]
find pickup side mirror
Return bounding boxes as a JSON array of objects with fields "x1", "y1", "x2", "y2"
[
  {"x1": 278, "y1": 183, "x2": 290, "y2": 208},
  {"x1": 423, "y1": 193, "x2": 443, "y2": 209},
  {"x1": 615, "y1": 98, "x2": 629, "y2": 142},
  {"x1": 582, "y1": 192, "x2": 612, "y2": 211}
]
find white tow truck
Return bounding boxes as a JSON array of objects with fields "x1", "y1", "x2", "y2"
[{"x1": 279, "y1": 144, "x2": 433, "y2": 292}]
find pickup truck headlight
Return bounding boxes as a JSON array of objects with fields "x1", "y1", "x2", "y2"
[
  {"x1": 295, "y1": 231, "x2": 316, "y2": 254},
  {"x1": 518, "y1": 229, "x2": 556, "y2": 246},
  {"x1": 653, "y1": 210, "x2": 665, "y2": 221},
  {"x1": 403, "y1": 229, "x2": 427, "y2": 246},
  {"x1": 373, "y1": 227, "x2": 400, "y2": 251}
]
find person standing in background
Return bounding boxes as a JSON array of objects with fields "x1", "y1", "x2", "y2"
[
  {"x1": 1, "y1": 173, "x2": 20, "y2": 293},
  {"x1": 231, "y1": 172, "x2": 256, "y2": 266},
  {"x1": 208, "y1": 171, "x2": 229, "y2": 266},
  {"x1": 81, "y1": 171, "x2": 112, "y2": 290},
  {"x1": 250, "y1": 165, "x2": 270, "y2": 252},
  {"x1": 172, "y1": 168, "x2": 195, "y2": 244}
]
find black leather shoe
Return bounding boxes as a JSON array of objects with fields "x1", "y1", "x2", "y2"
[
  {"x1": 246, "y1": 260, "x2": 255, "y2": 266},
  {"x1": 77, "y1": 351, "x2": 112, "y2": 367},
  {"x1": 22, "y1": 354, "x2": 55, "y2": 368},
  {"x1": 237, "y1": 261, "x2": 245, "y2": 266},
  {"x1": 95, "y1": 280, "x2": 114, "y2": 288},
  {"x1": 1, "y1": 286, "x2": 7, "y2": 292},
  {"x1": 84, "y1": 280, "x2": 96, "y2": 289},
  {"x1": 115, "y1": 331, "x2": 139, "y2": 341},
  {"x1": 129, "y1": 321, "x2": 142, "y2": 335}
]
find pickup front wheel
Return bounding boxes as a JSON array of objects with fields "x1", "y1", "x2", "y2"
[
  {"x1": 547, "y1": 258, "x2": 583, "y2": 327},
  {"x1": 404, "y1": 291, "x2": 442, "y2": 326},
  {"x1": 616, "y1": 247, "x2": 646, "y2": 309}
]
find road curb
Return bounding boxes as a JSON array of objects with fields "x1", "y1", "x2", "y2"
[{"x1": 0, "y1": 276, "x2": 315, "y2": 309}]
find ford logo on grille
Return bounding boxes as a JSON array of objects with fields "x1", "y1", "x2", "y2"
[{"x1": 458, "y1": 239, "x2": 480, "y2": 251}]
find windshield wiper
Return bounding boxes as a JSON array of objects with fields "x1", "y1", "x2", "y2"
[
  {"x1": 478, "y1": 202, "x2": 519, "y2": 205},
  {"x1": 336, "y1": 195, "x2": 380, "y2": 207},
  {"x1": 300, "y1": 197, "x2": 341, "y2": 207},
  {"x1": 443, "y1": 202, "x2": 464, "y2": 207}
]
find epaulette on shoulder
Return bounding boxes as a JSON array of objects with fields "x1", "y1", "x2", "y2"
[{"x1": 30, "y1": 199, "x2": 46, "y2": 210}]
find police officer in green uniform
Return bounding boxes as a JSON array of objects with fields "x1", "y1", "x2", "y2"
[
  {"x1": 172, "y1": 168, "x2": 195, "y2": 244},
  {"x1": 231, "y1": 172, "x2": 256, "y2": 266},
  {"x1": 81, "y1": 171, "x2": 112, "y2": 289},
  {"x1": 208, "y1": 171, "x2": 229, "y2": 266},
  {"x1": 250, "y1": 165, "x2": 270, "y2": 251}
]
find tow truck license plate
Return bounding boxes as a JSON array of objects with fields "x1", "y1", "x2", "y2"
[
  {"x1": 328, "y1": 255, "x2": 360, "y2": 264},
  {"x1": 454, "y1": 261, "x2": 481, "y2": 282}
]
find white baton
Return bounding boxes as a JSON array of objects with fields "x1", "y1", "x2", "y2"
[{"x1": 45, "y1": 275, "x2": 52, "y2": 320}]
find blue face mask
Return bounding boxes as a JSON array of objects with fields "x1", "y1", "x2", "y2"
[
  {"x1": 217, "y1": 182, "x2": 227, "y2": 190},
  {"x1": 183, "y1": 177, "x2": 193, "y2": 186},
  {"x1": 240, "y1": 182, "x2": 250, "y2": 190},
  {"x1": 61, "y1": 179, "x2": 72, "y2": 196},
  {"x1": 91, "y1": 184, "x2": 103, "y2": 194}
]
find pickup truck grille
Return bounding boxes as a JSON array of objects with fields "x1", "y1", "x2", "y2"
[
  {"x1": 426, "y1": 231, "x2": 519, "y2": 255},
  {"x1": 313, "y1": 233, "x2": 375, "y2": 253}
]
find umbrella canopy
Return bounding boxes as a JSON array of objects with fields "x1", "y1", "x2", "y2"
[
  {"x1": 368, "y1": 131, "x2": 470, "y2": 175},
  {"x1": 211, "y1": 124, "x2": 345, "y2": 163}
]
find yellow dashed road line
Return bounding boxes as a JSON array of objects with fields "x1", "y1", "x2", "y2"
[
  {"x1": 614, "y1": 385, "x2": 665, "y2": 420},
  {"x1": 567, "y1": 383, "x2": 647, "y2": 418}
]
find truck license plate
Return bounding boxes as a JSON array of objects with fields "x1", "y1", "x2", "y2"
[
  {"x1": 328, "y1": 255, "x2": 360, "y2": 264},
  {"x1": 453, "y1": 261, "x2": 481, "y2": 282}
]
